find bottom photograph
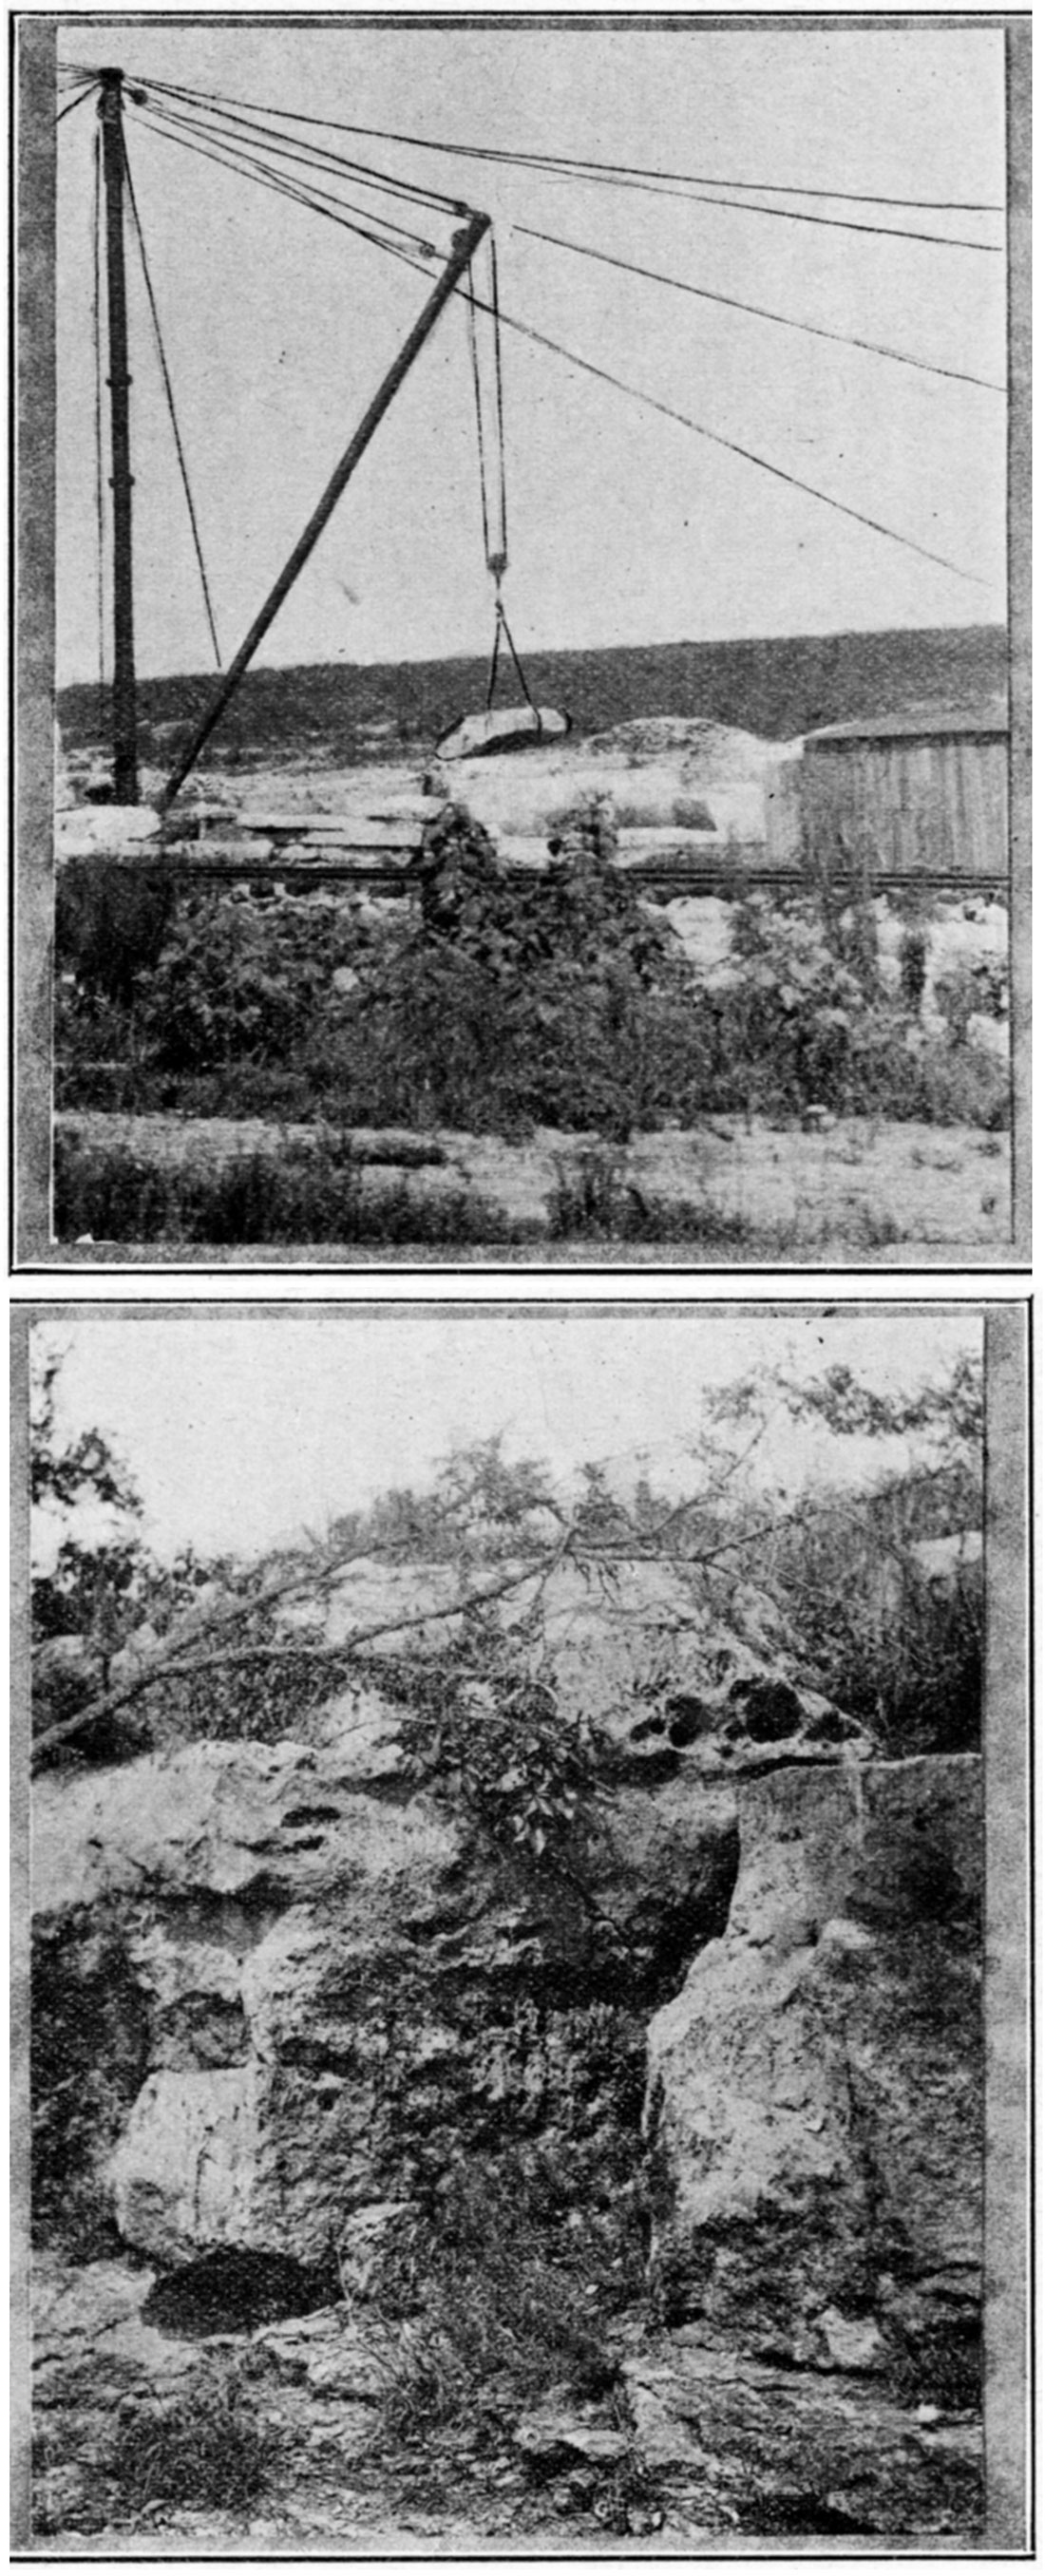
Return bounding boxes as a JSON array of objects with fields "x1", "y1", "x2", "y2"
[{"x1": 20, "y1": 1305, "x2": 1014, "y2": 2550}]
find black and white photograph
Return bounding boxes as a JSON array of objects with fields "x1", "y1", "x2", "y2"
[
  {"x1": 16, "y1": 1303, "x2": 1027, "y2": 2548},
  {"x1": 16, "y1": 14, "x2": 1028, "y2": 1265}
]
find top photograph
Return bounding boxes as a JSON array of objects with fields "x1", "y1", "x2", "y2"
[{"x1": 18, "y1": 14, "x2": 1027, "y2": 1269}]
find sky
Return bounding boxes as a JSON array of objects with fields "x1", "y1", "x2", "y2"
[
  {"x1": 31, "y1": 1309, "x2": 981, "y2": 1572},
  {"x1": 54, "y1": 22, "x2": 1007, "y2": 686}
]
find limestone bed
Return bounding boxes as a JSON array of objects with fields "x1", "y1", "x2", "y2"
[{"x1": 28, "y1": 1573, "x2": 983, "y2": 2546}]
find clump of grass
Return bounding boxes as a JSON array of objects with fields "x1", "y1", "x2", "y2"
[
  {"x1": 53, "y1": 1134, "x2": 526, "y2": 1248},
  {"x1": 369, "y1": 2138, "x2": 646, "y2": 2446},
  {"x1": 547, "y1": 1149, "x2": 756, "y2": 1247},
  {"x1": 108, "y1": 2361, "x2": 279, "y2": 2519}
]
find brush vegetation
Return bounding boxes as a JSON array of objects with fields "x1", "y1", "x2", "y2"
[{"x1": 55, "y1": 804, "x2": 1008, "y2": 1241}]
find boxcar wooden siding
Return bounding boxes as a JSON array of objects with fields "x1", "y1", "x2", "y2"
[{"x1": 771, "y1": 732, "x2": 1008, "y2": 879}]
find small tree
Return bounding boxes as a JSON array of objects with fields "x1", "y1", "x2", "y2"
[
  {"x1": 30, "y1": 1341, "x2": 218, "y2": 1754},
  {"x1": 31, "y1": 1343, "x2": 153, "y2": 1657},
  {"x1": 30, "y1": 1353, "x2": 983, "y2": 1777},
  {"x1": 707, "y1": 1354, "x2": 984, "y2": 1753}
]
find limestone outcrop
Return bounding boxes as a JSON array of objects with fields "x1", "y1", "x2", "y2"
[
  {"x1": 32, "y1": 1728, "x2": 738, "y2": 2270},
  {"x1": 30, "y1": 1554, "x2": 983, "y2": 2540},
  {"x1": 641, "y1": 1752, "x2": 983, "y2": 2531}
]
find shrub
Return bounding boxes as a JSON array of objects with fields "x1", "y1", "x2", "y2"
[
  {"x1": 55, "y1": 817, "x2": 1008, "y2": 1140},
  {"x1": 397, "y1": 1631, "x2": 609, "y2": 1884},
  {"x1": 769, "y1": 1514, "x2": 982, "y2": 1755},
  {"x1": 56, "y1": 859, "x2": 174, "y2": 1004},
  {"x1": 56, "y1": 806, "x2": 715, "y2": 1140},
  {"x1": 131, "y1": 896, "x2": 370, "y2": 1074},
  {"x1": 714, "y1": 894, "x2": 1008, "y2": 1127},
  {"x1": 341, "y1": 801, "x2": 712, "y2": 1138}
]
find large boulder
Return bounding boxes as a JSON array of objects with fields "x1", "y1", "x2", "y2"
[{"x1": 642, "y1": 1753, "x2": 983, "y2": 2532}]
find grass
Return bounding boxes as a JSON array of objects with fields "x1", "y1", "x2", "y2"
[
  {"x1": 107, "y1": 2362, "x2": 279, "y2": 2520},
  {"x1": 33, "y1": 2359, "x2": 280, "y2": 2536},
  {"x1": 53, "y1": 1134, "x2": 530, "y2": 1248},
  {"x1": 366, "y1": 2136, "x2": 647, "y2": 2449},
  {"x1": 53, "y1": 1121, "x2": 1007, "y2": 1256},
  {"x1": 546, "y1": 1149, "x2": 755, "y2": 1247},
  {"x1": 54, "y1": 1128, "x2": 870, "y2": 1254}
]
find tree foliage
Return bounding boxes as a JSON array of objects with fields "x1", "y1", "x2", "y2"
[
  {"x1": 31, "y1": 1344, "x2": 151, "y2": 1654},
  {"x1": 30, "y1": 1354, "x2": 983, "y2": 1775}
]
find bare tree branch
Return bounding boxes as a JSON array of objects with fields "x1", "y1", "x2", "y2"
[
  {"x1": 31, "y1": 1546, "x2": 568, "y2": 1763},
  {"x1": 30, "y1": 1446, "x2": 973, "y2": 1770}
]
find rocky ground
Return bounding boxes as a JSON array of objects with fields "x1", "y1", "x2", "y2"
[{"x1": 31, "y1": 2255, "x2": 980, "y2": 2550}]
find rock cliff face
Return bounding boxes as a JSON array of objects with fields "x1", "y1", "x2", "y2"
[
  {"x1": 32, "y1": 1729, "x2": 738, "y2": 2272},
  {"x1": 637, "y1": 1753, "x2": 983, "y2": 2533},
  {"x1": 29, "y1": 1564, "x2": 983, "y2": 2539}
]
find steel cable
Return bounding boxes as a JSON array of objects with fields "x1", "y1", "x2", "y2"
[
  {"x1": 429, "y1": 260, "x2": 986, "y2": 585},
  {"x1": 56, "y1": 82, "x2": 98, "y2": 123},
  {"x1": 135, "y1": 94, "x2": 446, "y2": 248},
  {"x1": 517, "y1": 220, "x2": 1005, "y2": 393},
  {"x1": 129, "y1": 104, "x2": 985, "y2": 585},
  {"x1": 124, "y1": 76, "x2": 467, "y2": 218},
  {"x1": 121, "y1": 132, "x2": 223, "y2": 668},
  {"x1": 129, "y1": 106, "x2": 440, "y2": 262},
  {"x1": 121, "y1": 72, "x2": 1005, "y2": 218}
]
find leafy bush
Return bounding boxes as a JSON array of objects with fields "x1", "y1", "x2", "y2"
[
  {"x1": 30, "y1": 1348, "x2": 194, "y2": 1759},
  {"x1": 398, "y1": 1626, "x2": 608, "y2": 1883},
  {"x1": 56, "y1": 859, "x2": 174, "y2": 1004},
  {"x1": 713, "y1": 894, "x2": 1007, "y2": 1127},
  {"x1": 57, "y1": 815, "x2": 1008, "y2": 1139},
  {"x1": 57, "y1": 805, "x2": 714, "y2": 1140},
  {"x1": 338, "y1": 802, "x2": 712, "y2": 1137},
  {"x1": 128, "y1": 895, "x2": 370, "y2": 1074}
]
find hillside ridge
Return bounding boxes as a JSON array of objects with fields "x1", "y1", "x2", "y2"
[{"x1": 59, "y1": 624, "x2": 1007, "y2": 766}]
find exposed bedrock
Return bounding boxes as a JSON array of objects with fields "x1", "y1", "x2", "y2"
[
  {"x1": 640, "y1": 1752, "x2": 983, "y2": 2532},
  {"x1": 32, "y1": 1730, "x2": 739, "y2": 2270},
  {"x1": 30, "y1": 1570, "x2": 983, "y2": 2537}
]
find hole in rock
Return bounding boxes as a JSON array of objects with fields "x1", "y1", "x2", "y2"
[
  {"x1": 143, "y1": 2246, "x2": 340, "y2": 2338},
  {"x1": 809, "y1": 1708, "x2": 848, "y2": 1744},
  {"x1": 663, "y1": 1694, "x2": 714, "y2": 1747},
  {"x1": 745, "y1": 2495, "x2": 875, "y2": 2538},
  {"x1": 731, "y1": 1679, "x2": 803, "y2": 1742},
  {"x1": 282, "y1": 1806, "x2": 343, "y2": 1829},
  {"x1": 629, "y1": 1714, "x2": 668, "y2": 1744}
]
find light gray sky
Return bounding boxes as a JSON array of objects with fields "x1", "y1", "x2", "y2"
[
  {"x1": 56, "y1": 23, "x2": 1006, "y2": 685},
  {"x1": 32, "y1": 1310, "x2": 981, "y2": 1571}
]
